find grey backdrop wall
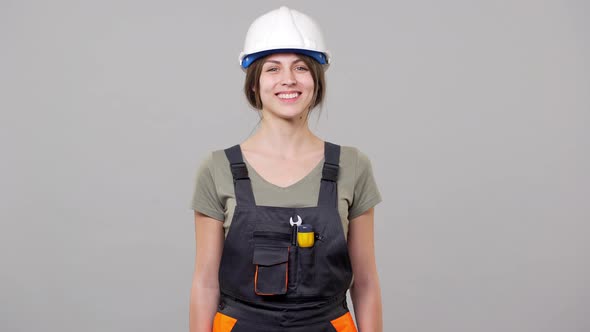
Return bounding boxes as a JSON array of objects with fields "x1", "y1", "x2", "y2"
[{"x1": 1, "y1": 0, "x2": 588, "y2": 331}]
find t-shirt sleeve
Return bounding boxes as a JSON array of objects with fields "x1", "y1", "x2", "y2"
[
  {"x1": 190, "y1": 152, "x2": 225, "y2": 222},
  {"x1": 348, "y1": 148, "x2": 383, "y2": 220}
]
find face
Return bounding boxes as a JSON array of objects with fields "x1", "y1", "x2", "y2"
[{"x1": 257, "y1": 53, "x2": 315, "y2": 120}]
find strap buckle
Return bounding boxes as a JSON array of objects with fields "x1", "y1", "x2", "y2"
[
  {"x1": 230, "y1": 162, "x2": 249, "y2": 180},
  {"x1": 321, "y1": 163, "x2": 339, "y2": 182}
]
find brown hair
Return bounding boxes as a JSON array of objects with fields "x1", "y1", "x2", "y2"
[{"x1": 243, "y1": 53, "x2": 326, "y2": 113}]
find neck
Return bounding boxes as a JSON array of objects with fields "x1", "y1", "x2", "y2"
[{"x1": 244, "y1": 110, "x2": 322, "y2": 159}]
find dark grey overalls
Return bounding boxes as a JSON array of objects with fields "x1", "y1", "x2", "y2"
[{"x1": 213, "y1": 141, "x2": 357, "y2": 332}]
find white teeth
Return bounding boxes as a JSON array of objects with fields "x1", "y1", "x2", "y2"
[{"x1": 277, "y1": 93, "x2": 300, "y2": 99}]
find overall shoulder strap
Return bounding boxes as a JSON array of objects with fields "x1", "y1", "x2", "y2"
[
  {"x1": 318, "y1": 141, "x2": 340, "y2": 208},
  {"x1": 224, "y1": 144, "x2": 256, "y2": 207}
]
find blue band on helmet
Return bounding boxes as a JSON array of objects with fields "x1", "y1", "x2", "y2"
[{"x1": 241, "y1": 48, "x2": 327, "y2": 69}]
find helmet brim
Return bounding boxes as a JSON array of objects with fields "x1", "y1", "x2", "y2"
[{"x1": 240, "y1": 48, "x2": 329, "y2": 69}]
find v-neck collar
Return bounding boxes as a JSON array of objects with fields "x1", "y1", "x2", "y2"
[{"x1": 242, "y1": 154, "x2": 325, "y2": 191}]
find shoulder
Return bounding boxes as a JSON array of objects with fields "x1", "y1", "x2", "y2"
[
  {"x1": 338, "y1": 145, "x2": 374, "y2": 175},
  {"x1": 194, "y1": 151, "x2": 214, "y2": 176},
  {"x1": 207, "y1": 148, "x2": 233, "y2": 180},
  {"x1": 194, "y1": 148, "x2": 231, "y2": 179},
  {"x1": 211, "y1": 148, "x2": 231, "y2": 166}
]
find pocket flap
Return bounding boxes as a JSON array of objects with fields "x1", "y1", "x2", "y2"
[{"x1": 253, "y1": 246, "x2": 289, "y2": 266}]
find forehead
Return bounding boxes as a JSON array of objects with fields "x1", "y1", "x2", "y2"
[{"x1": 263, "y1": 52, "x2": 304, "y2": 64}]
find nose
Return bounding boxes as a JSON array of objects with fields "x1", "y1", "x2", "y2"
[{"x1": 281, "y1": 69, "x2": 296, "y2": 86}]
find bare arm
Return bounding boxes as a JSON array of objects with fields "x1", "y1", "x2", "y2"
[
  {"x1": 348, "y1": 207, "x2": 383, "y2": 332},
  {"x1": 189, "y1": 211, "x2": 225, "y2": 332}
]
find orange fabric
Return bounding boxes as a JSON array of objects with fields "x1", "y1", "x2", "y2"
[
  {"x1": 330, "y1": 312, "x2": 358, "y2": 332},
  {"x1": 212, "y1": 312, "x2": 237, "y2": 332}
]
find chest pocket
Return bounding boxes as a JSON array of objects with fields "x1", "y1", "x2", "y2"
[{"x1": 252, "y1": 231, "x2": 291, "y2": 295}]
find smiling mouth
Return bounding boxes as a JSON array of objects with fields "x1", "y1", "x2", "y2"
[
  {"x1": 277, "y1": 92, "x2": 301, "y2": 99},
  {"x1": 276, "y1": 92, "x2": 301, "y2": 102}
]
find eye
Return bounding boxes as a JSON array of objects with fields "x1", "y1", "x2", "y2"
[
  {"x1": 265, "y1": 67, "x2": 279, "y2": 72},
  {"x1": 295, "y1": 66, "x2": 309, "y2": 71}
]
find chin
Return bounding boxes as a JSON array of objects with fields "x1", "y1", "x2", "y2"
[
  {"x1": 264, "y1": 103, "x2": 311, "y2": 119},
  {"x1": 275, "y1": 110, "x2": 307, "y2": 119}
]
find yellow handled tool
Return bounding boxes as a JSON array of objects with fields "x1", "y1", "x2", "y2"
[{"x1": 297, "y1": 224, "x2": 314, "y2": 248}]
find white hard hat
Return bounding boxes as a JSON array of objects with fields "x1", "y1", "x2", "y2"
[{"x1": 239, "y1": 6, "x2": 331, "y2": 71}]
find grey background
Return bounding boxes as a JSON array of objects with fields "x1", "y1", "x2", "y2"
[{"x1": 1, "y1": 0, "x2": 588, "y2": 331}]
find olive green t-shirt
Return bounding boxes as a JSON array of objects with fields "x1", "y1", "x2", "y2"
[{"x1": 191, "y1": 145, "x2": 382, "y2": 240}]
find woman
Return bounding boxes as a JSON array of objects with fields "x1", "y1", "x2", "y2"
[{"x1": 190, "y1": 6, "x2": 383, "y2": 332}]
